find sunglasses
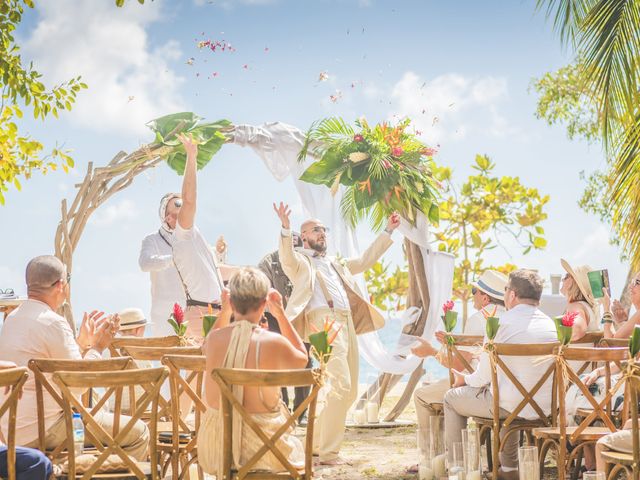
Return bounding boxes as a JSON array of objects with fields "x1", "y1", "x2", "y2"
[
  {"x1": 50, "y1": 272, "x2": 72, "y2": 287},
  {"x1": 0, "y1": 288, "x2": 14, "y2": 295},
  {"x1": 471, "y1": 287, "x2": 478, "y2": 295},
  {"x1": 633, "y1": 279, "x2": 640, "y2": 287}
]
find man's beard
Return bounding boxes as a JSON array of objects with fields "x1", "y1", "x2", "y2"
[{"x1": 307, "y1": 238, "x2": 327, "y2": 254}]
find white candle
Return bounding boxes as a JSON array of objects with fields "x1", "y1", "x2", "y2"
[
  {"x1": 366, "y1": 402, "x2": 379, "y2": 423},
  {"x1": 419, "y1": 465, "x2": 434, "y2": 480},
  {"x1": 466, "y1": 471, "x2": 482, "y2": 480},
  {"x1": 432, "y1": 453, "x2": 446, "y2": 477},
  {"x1": 353, "y1": 409, "x2": 366, "y2": 425},
  {"x1": 448, "y1": 466, "x2": 464, "y2": 480}
]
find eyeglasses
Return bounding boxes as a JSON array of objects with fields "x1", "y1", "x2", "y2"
[
  {"x1": 471, "y1": 287, "x2": 478, "y2": 295},
  {"x1": 310, "y1": 226, "x2": 329, "y2": 234},
  {"x1": 50, "y1": 272, "x2": 71, "y2": 287},
  {"x1": 0, "y1": 289, "x2": 14, "y2": 295},
  {"x1": 504, "y1": 286, "x2": 511, "y2": 292},
  {"x1": 633, "y1": 279, "x2": 640, "y2": 287}
]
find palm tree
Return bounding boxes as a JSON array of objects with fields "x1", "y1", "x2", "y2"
[{"x1": 537, "y1": 0, "x2": 640, "y2": 267}]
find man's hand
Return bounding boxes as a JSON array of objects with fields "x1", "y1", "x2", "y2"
[
  {"x1": 583, "y1": 369, "x2": 601, "y2": 387},
  {"x1": 451, "y1": 369, "x2": 466, "y2": 387},
  {"x1": 434, "y1": 330, "x2": 448, "y2": 345},
  {"x1": 220, "y1": 288, "x2": 231, "y2": 314},
  {"x1": 385, "y1": 212, "x2": 401, "y2": 232},
  {"x1": 273, "y1": 202, "x2": 291, "y2": 230},
  {"x1": 266, "y1": 289, "x2": 286, "y2": 320},
  {"x1": 178, "y1": 133, "x2": 198, "y2": 162},
  {"x1": 410, "y1": 337, "x2": 437, "y2": 358},
  {"x1": 77, "y1": 310, "x2": 106, "y2": 349}
]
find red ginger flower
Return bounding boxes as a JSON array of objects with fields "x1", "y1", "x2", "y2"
[
  {"x1": 173, "y1": 303, "x2": 185, "y2": 325},
  {"x1": 442, "y1": 300, "x2": 455, "y2": 314},
  {"x1": 391, "y1": 146, "x2": 404, "y2": 157},
  {"x1": 561, "y1": 310, "x2": 579, "y2": 327}
]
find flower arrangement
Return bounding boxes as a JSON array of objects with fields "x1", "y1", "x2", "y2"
[
  {"x1": 308, "y1": 318, "x2": 343, "y2": 365},
  {"x1": 167, "y1": 303, "x2": 188, "y2": 337},
  {"x1": 555, "y1": 311, "x2": 578, "y2": 345},
  {"x1": 482, "y1": 305, "x2": 500, "y2": 341},
  {"x1": 297, "y1": 117, "x2": 440, "y2": 229},
  {"x1": 441, "y1": 300, "x2": 458, "y2": 345},
  {"x1": 202, "y1": 304, "x2": 217, "y2": 337}
]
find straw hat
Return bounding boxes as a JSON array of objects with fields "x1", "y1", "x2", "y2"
[
  {"x1": 560, "y1": 258, "x2": 596, "y2": 307},
  {"x1": 471, "y1": 270, "x2": 509, "y2": 301},
  {"x1": 117, "y1": 308, "x2": 151, "y2": 331}
]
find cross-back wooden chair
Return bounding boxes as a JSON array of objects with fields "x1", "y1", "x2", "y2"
[
  {"x1": 211, "y1": 368, "x2": 322, "y2": 480},
  {"x1": 0, "y1": 367, "x2": 29, "y2": 480},
  {"x1": 533, "y1": 346, "x2": 630, "y2": 480},
  {"x1": 600, "y1": 338, "x2": 630, "y2": 348},
  {"x1": 28, "y1": 357, "x2": 135, "y2": 461},
  {"x1": 158, "y1": 354, "x2": 207, "y2": 480},
  {"x1": 51, "y1": 367, "x2": 168, "y2": 480},
  {"x1": 109, "y1": 336, "x2": 183, "y2": 357},
  {"x1": 601, "y1": 370, "x2": 640, "y2": 479},
  {"x1": 445, "y1": 334, "x2": 484, "y2": 387}
]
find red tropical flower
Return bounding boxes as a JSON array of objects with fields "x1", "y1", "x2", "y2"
[
  {"x1": 173, "y1": 303, "x2": 185, "y2": 325},
  {"x1": 353, "y1": 134, "x2": 364, "y2": 143},
  {"x1": 442, "y1": 300, "x2": 455, "y2": 314},
  {"x1": 391, "y1": 146, "x2": 404, "y2": 157},
  {"x1": 561, "y1": 310, "x2": 579, "y2": 327}
]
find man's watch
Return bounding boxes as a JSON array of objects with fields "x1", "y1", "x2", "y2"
[{"x1": 384, "y1": 227, "x2": 393, "y2": 235}]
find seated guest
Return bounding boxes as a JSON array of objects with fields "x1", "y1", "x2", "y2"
[
  {"x1": 0, "y1": 360, "x2": 53, "y2": 480},
  {"x1": 602, "y1": 271, "x2": 640, "y2": 338},
  {"x1": 412, "y1": 270, "x2": 507, "y2": 430},
  {"x1": 444, "y1": 269, "x2": 557, "y2": 479},
  {"x1": 198, "y1": 267, "x2": 308, "y2": 476},
  {"x1": 595, "y1": 418, "x2": 636, "y2": 473},
  {"x1": 0, "y1": 255, "x2": 149, "y2": 460},
  {"x1": 560, "y1": 259, "x2": 600, "y2": 340}
]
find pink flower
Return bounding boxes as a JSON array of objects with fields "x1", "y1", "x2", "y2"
[
  {"x1": 391, "y1": 146, "x2": 404, "y2": 157},
  {"x1": 561, "y1": 311, "x2": 579, "y2": 327},
  {"x1": 442, "y1": 300, "x2": 455, "y2": 314},
  {"x1": 173, "y1": 303, "x2": 185, "y2": 325},
  {"x1": 382, "y1": 159, "x2": 392, "y2": 169},
  {"x1": 353, "y1": 134, "x2": 364, "y2": 143}
]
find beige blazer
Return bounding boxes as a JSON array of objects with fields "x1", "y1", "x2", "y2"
[{"x1": 278, "y1": 230, "x2": 394, "y2": 340}]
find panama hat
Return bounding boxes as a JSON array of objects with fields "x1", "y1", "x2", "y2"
[
  {"x1": 471, "y1": 270, "x2": 509, "y2": 301},
  {"x1": 560, "y1": 258, "x2": 596, "y2": 307},
  {"x1": 117, "y1": 308, "x2": 151, "y2": 331}
]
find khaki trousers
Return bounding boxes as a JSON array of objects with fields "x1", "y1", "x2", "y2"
[
  {"x1": 413, "y1": 379, "x2": 450, "y2": 430},
  {"x1": 307, "y1": 308, "x2": 359, "y2": 461},
  {"x1": 27, "y1": 411, "x2": 149, "y2": 461}
]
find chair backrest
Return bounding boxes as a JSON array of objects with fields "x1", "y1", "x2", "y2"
[
  {"x1": 575, "y1": 331, "x2": 604, "y2": 345},
  {"x1": 558, "y1": 346, "x2": 630, "y2": 443},
  {"x1": 28, "y1": 357, "x2": 134, "y2": 455},
  {"x1": 445, "y1": 334, "x2": 484, "y2": 387},
  {"x1": 52, "y1": 366, "x2": 168, "y2": 480},
  {"x1": 109, "y1": 335, "x2": 182, "y2": 357},
  {"x1": 0, "y1": 367, "x2": 29, "y2": 480},
  {"x1": 121, "y1": 345, "x2": 203, "y2": 362},
  {"x1": 626, "y1": 373, "x2": 640, "y2": 476},
  {"x1": 599, "y1": 337, "x2": 629, "y2": 348},
  {"x1": 160, "y1": 355, "x2": 207, "y2": 471},
  {"x1": 211, "y1": 368, "x2": 322, "y2": 480}
]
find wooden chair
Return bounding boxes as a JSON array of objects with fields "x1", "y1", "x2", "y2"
[
  {"x1": 158, "y1": 355, "x2": 207, "y2": 480},
  {"x1": 51, "y1": 366, "x2": 168, "y2": 479},
  {"x1": 532, "y1": 346, "x2": 630, "y2": 480},
  {"x1": 445, "y1": 334, "x2": 484, "y2": 387},
  {"x1": 601, "y1": 371, "x2": 640, "y2": 479},
  {"x1": 28, "y1": 357, "x2": 135, "y2": 460},
  {"x1": 0, "y1": 367, "x2": 29, "y2": 480},
  {"x1": 109, "y1": 336, "x2": 183, "y2": 357},
  {"x1": 211, "y1": 368, "x2": 322, "y2": 480}
]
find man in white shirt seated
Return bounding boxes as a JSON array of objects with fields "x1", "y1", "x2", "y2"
[
  {"x1": 0, "y1": 255, "x2": 149, "y2": 461},
  {"x1": 410, "y1": 270, "x2": 508, "y2": 433},
  {"x1": 445, "y1": 269, "x2": 557, "y2": 479}
]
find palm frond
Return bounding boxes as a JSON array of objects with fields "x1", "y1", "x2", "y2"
[{"x1": 536, "y1": 0, "x2": 594, "y2": 46}]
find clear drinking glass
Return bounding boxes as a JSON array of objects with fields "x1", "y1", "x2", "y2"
[
  {"x1": 429, "y1": 416, "x2": 446, "y2": 478},
  {"x1": 582, "y1": 473, "x2": 605, "y2": 480},
  {"x1": 518, "y1": 445, "x2": 539, "y2": 480},
  {"x1": 462, "y1": 428, "x2": 482, "y2": 479},
  {"x1": 448, "y1": 442, "x2": 464, "y2": 479}
]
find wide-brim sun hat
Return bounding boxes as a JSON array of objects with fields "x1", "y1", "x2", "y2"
[
  {"x1": 471, "y1": 270, "x2": 509, "y2": 301},
  {"x1": 560, "y1": 258, "x2": 596, "y2": 307},
  {"x1": 118, "y1": 308, "x2": 151, "y2": 331}
]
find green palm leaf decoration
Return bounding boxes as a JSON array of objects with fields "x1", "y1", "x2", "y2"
[{"x1": 298, "y1": 116, "x2": 441, "y2": 229}]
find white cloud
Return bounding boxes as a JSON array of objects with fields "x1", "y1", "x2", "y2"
[
  {"x1": 389, "y1": 71, "x2": 513, "y2": 143},
  {"x1": 571, "y1": 225, "x2": 616, "y2": 264},
  {"x1": 23, "y1": 0, "x2": 185, "y2": 138},
  {"x1": 89, "y1": 199, "x2": 139, "y2": 227}
]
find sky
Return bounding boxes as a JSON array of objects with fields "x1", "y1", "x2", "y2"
[{"x1": 0, "y1": 0, "x2": 627, "y2": 327}]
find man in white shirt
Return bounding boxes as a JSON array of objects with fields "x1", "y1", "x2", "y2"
[
  {"x1": 274, "y1": 202, "x2": 400, "y2": 465},
  {"x1": 138, "y1": 193, "x2": 186, "y2": 336},
  {"x1": 0, "y1": 255, "x2": 149, "y2": 460},
  {"x1": 410, "y1": 270, "x2": 508, "y2": 434},
  {"x1": 444, "y1": 269, "x2": 557, "y2": 479}
]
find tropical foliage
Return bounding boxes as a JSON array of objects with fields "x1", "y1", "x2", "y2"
[
  {"x1": 434, "y1": 154, "x2": 548, "y2": 321},
  {"x1": 297, "y1": 117, "x2": 440, "y2": 231},
  {"x1": 0, "y1": 0, "x2": 87, "y2": 205},
  {"x1": 146, "y1": 112, "x2": 231, "y2": 175},
  {"x1": 536, "y1": 0, "x2": 640, "y2": 267},
  {"x1": 364, "y1": 260, "x2": 409, "y2": 311}
]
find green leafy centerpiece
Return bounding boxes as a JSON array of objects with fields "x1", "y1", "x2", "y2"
[
  {"x1": 146, "y1": 112, "x2": 231, "y2": 175},
  {"x1": 555, "y1": 311, "x2": 577, "y2": 345},
  {"x1": 483, "y1": 305, "x2": 500, "y2": 341},
  {"x1": 441, "y1": 300, "x2": 457, "y2": 345},
  {"x1": 297, "y1": 117, "x2": 440, "y2": 229}
]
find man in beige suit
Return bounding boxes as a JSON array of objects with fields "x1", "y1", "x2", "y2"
[{"x1": 273, "y1": 202, "x2": 400, "y2": 465}]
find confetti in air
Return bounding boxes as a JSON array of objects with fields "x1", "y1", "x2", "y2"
[
  {"x1": 197, "y1": 38, "x2": 236, "y2": 53},
  {"x1": 318, "y1": 71, "x2": 329, "y2": 82},
  {"x1": 186, "y1": 58, "x2": 195, "y2": 65},
  {"x1": 329, "y1": 90, "x2": 343, "y2": 103}
]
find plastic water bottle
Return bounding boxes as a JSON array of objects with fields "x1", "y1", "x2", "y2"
[{"x1": 72, "y1": 412, "x2": 84, "y2": 456}]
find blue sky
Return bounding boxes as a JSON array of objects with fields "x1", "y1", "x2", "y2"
[{"x1": 0, "y1": 0, "x2": 625, "y2": 324}]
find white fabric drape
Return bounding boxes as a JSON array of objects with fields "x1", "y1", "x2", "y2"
[{"x1": 231, "y1": 122, "x2": 455, "y2": 375}]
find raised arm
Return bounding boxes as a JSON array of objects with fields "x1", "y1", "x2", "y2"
[
  {"x1": 274, "y1": 202, "x2": 304, "y2": 279},
  {"x1": 176, "y1": 134, "x2": 198, "y2": 230},
  {"x1": 345, "y1": 213, "x2": 399, "y2": 274},
  {"x1": 138, "y1": 235, "x2": 173, "y2": 272}
]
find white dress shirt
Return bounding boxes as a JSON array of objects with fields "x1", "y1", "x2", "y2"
[
  {"x1": 297, "y1": 248, "x2": 351, "y2": 312},
  {"x1": 139, "y1": 230, "x2": 186, "y2": 336},
  {"x1": 172, "y1": 223, "x2": 223, "y2": 304},
  {"x1": 0, "y1": 299, "x2": 102, "y2": 445},
  {"x1": 464, "y1": 303, "x2": 557, "y2": 419},
  {"x1": 458, "y1": 305, "x2": 506, "y2": 357}
]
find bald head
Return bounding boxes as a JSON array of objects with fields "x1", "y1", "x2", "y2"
[
  {"x1": 300, "y1": 218, "x2": 328, "y2": 254},
  {"x1": 300, "y1": 219, "x2": 323, "y2": 233},
  {"x1": 26, "y1": 255, "x2": 66, "y2": 294}
]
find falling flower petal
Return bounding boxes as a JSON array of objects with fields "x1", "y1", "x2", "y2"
[
  {"x1": 318, "y1": 71, "x2": 329, "y2": 82},
  {"x1": 186, "y1": 57, "x2": 195, "y2": 66}
]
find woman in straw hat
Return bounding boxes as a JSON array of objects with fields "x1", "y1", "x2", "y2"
[{"x1": 560, "y1": 258, "x2": 600, "y2": 340}]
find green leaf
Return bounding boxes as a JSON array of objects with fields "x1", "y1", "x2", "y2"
[
  {"x1": 486, "y1": 316, "x2": 500, "y2": 340},
  {"x1": 629, "y1": 325, "x2": 640, "y2": 357},
  {"x1": 202, "y1": 315, "x2": 217, "y2": 337}
]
